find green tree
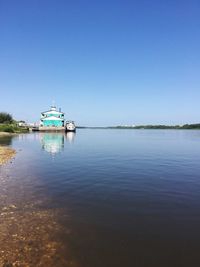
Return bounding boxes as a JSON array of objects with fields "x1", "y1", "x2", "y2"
[{"x1": 0, "y1": 112, "x2": 13, "y2": 124}]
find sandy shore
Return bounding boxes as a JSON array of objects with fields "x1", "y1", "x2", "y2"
[
  {"x1": 0, "y1": 132, "x2": 16, "y2": 136},
  {"x1": 0, "y1": 146, "x2": 16, "y2": 165}
]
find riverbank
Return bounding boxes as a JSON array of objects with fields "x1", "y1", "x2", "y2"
[
  {"x1": 0, "y1": 146, "x2": 16, "y2": 165},
  {"x1": 0, "y1": 132, "x2": 16, "y2": 137},
  {"x1": 0, "y1": 124, "x2": 29, "y2": 134}
]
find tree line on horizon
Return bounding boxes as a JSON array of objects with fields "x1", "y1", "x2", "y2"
[
  {"x1": 111, "y1": 124, "x2": 200, "y2": 129},
  {"x1": 1, "y1": 112, "x2": 200, "y2": 130}
]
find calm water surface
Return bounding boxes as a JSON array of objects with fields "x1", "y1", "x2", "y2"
[{"x1": 1, "y1": 129, "x2": 200, "y2": 266}]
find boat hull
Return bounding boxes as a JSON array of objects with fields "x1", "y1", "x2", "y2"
[
  {"x1": 65, "y1": 121, "x2": 76, "y2": 132},
  {"x1": 65, "y1": 128, "x2": 76, "y2": 132}
]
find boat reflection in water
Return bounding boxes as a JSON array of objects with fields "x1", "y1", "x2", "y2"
[
  {"x1": 40, "y1": 133, "x2": 64, "y2": 155},
  {"x1": 65, "y1": 131, "x2": 76, "y2": 143},
  {"x1": 39, "y1": 132, "x2": 76, "y2": 155}
]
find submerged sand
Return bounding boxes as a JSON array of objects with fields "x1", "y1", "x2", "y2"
[
  {"x1": 0, "y1": 203, "x2": 77, "y2": 267},
  {"x1": 0, "y1": 146, "x2": 16, "y2": 165},
  {"x1": 0, "y1": 147, "x2": 79, "y2": 267}
]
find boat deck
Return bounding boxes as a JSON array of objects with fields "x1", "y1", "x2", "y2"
[{"x1": 38, "y1": 126, "x2": 65, "y2": 131}]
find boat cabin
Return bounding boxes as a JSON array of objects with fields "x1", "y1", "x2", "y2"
[{"x1": 40, "y1": 106, "x2": 65, "y2": 127}]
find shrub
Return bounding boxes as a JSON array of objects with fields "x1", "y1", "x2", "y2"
[
  {"x1": 0, "y1": 112, "x2": 13, "y2": 123},
  {"x1": 0, "y1": 125, "x2": 14, "y2": 133}
]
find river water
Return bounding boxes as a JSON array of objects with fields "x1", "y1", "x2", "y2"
[{"x1": 1, "y1": 129, "x2": 200, "y2": 266}]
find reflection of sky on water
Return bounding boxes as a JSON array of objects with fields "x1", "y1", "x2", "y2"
[
  {"x1": 2, "y1": 130, "x2": 200, "y2": 267},
  {"x1": 39, "y1": 132, "x2": 75, "y2": 155}
]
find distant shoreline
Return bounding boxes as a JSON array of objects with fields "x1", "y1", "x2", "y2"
[{"x1": 77, "y1": 123, "x2": 200, "y2": 130}]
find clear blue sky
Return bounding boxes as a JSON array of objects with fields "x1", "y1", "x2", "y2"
[{"x1": 0, "y1": 0, "x2": 200, "y2": 126}]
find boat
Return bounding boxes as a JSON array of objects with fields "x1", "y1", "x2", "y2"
[{"x1": 65, "y1": 121, "x2": 76, "y2": 132}]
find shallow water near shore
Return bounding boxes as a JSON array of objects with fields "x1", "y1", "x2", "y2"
[{"x1": 1, "y1": 129, "x2": 200, "y2": 266}]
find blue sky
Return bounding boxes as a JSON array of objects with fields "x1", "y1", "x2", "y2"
[{"x1": 0, "y1": 0, "x2": 200, "y2": 126}]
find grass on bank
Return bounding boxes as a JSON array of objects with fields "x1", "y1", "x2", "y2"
[
  {"x1": 0, "y1": 124, "x2": 28, "y2": 133},
  {"x1": 0, "y1": 112, "x2": 28, "y2": 133}
]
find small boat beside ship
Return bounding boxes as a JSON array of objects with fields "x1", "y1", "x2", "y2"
[{"x1": 65, "y1": 121, "x2": 76, "y2": 132}]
